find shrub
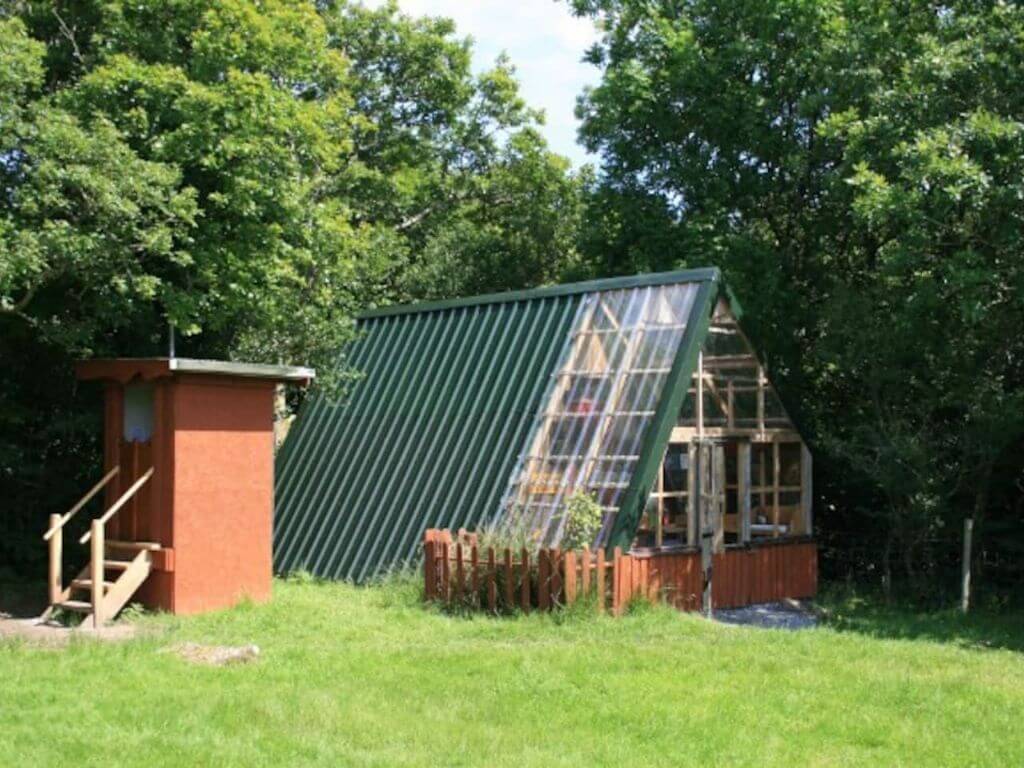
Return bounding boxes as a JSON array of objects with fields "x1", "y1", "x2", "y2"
[{"x1": 561, "y1": 491, "x2": 603, "y2": 550}]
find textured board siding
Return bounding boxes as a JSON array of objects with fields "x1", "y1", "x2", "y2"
[{"x1": 273, "y1": 294, "x2": 583, "y2": 581}]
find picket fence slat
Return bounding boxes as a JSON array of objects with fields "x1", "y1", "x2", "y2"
[{"x1": 503, "y1": 548, "x2": 514, "y2": 611}]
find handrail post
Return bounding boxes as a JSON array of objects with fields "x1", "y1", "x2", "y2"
[
  {"x1": 48, "y1": 513, "x2": 62, "y2": 606},
  {"x1": 91, "y1": 520, "x2": 104, "y2": 629}
]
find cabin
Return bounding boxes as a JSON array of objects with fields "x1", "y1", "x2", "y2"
[{"x1": 274, "y1": 268, "x2": 817, "y2": 609}]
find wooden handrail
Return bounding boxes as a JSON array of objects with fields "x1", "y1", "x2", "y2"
[
  {"x1": 79, "y1": 467, "x2": 154, "y2": 545},
  {"x1": 43, "y1": 466, "x2": 120, "y2": 541}
]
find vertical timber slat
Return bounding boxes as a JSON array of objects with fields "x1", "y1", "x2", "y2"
[
  {"x1": 487, "y1": 548, "x2": 497, "y2": 614},
  {"x1": 503, "y1": 548, "x2": 514, "y2": 611},
  {"x1": 564, "y1": 551, "x2": 577, "y2": 606},
  {"x1": 520, "y1": 548, "x2": 531, "y2": 613}
]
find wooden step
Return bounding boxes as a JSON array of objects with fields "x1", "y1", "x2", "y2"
[
  {"x1": 58, "y1": 600, "x2": 92, "y2": 613},
  {"x1": 71, "y1": 578, "x2": 115, "y2": 590},
  {"x1": 106, "y1": 540, "x2": 162, "y2": 551},
  {"x1": 104, "y1": 560, "x2": 132, "y2": 571}
]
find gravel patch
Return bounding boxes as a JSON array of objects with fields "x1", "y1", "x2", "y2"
[{"x1": 714, "y1": 600, "x2": 819, "y2": 630}]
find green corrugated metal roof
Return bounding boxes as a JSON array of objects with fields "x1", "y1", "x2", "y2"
[
  {"x1": 273, "y1": 268, "x2": 722, "y2": 582},
  {"x1": 274, "y1": 293, "x2": 586, "y2": 580}
]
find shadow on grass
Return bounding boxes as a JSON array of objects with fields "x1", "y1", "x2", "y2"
[{"x1": 817, "y1": 588, "x2": 1024, "y2": 654}]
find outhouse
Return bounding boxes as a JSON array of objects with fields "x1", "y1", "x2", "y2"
[{"x1": 44, "y1": 357, "x2": 313, "y2": 625}]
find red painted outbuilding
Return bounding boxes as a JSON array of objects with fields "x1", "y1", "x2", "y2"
[{"x1": 44, "y1": 358, "x2": 312, "y2": 626}]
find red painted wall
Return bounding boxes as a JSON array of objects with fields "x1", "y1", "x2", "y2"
[{"x1": 170, "y1": 375, "x2": 276, "y2": 614}]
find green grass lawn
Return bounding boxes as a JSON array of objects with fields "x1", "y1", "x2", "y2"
[{"x1": 2, "y1": 579, "x2": 1023, "y2": 767}]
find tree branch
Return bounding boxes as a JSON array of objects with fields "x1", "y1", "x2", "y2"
[{"x1": 52, "y1": 9, "x2": 85, "y2": 65}]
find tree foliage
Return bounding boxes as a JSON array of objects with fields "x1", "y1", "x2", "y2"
[
  {"x1": 570, "y1": 0, "x2": 1024, "y2": 596},
  {"x1": 0, "y1": 1, "x2": 582, "y2": 577}
]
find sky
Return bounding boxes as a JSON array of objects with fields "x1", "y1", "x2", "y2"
[{"x1": 361, "y1": 0, "x2": 600, "y2": 167}]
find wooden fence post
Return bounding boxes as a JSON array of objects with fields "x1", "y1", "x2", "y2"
[
  {"x1": 90, "y1": 520, "x2": 104, "y2": 629},
  {"x1": 581, "y1": 545, "x2": 591, "y2": 600},
  {"x1": 503, "y1": 548, "x2": 514, "y2": 611},
  {"x1": 564, "y1": 551, "x2": 577, "y2": 606},
  {"x1": 487, "y1": 547, "x2": 497, "y2": 615},
  {"x1": 520, "y1": 548, "x2": 531, "y2": 613},
  {"x1": 538, "y1": 549, "x2": 550, "y2": 611},
  {"x1": 470, "y1": 545, "x2": 480, "y2": 609},
  {"x1": 48, "y1": 513, "x2": 62, "y2": 606},
  {"x1": 424, "y1": 539, "x2": 435, "y2": 602},
  {"x1": 454, "y1": 543, "x2": 464, "y2": 606},
  {"x1": 550, "y1": 548, "x2": 562, "y2": 608},
  {"x1": 612, "y1": 547, "x2": 622, "y2": 616},
  {"x1": 596, "y1": 548, "x2": 606, "y2": 614}
]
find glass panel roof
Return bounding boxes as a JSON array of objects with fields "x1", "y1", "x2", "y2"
[{"x1": 499, "y1": 283, "x2": 700, "y2": 546}]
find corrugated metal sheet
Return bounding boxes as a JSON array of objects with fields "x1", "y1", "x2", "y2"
[{"x1": 273, "y1": 293, "x2": 584, "y2": 581}]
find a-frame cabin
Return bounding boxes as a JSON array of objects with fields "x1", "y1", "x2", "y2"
[{"x1": 274, "y1": 268, "x2": 815, "y2": 604}]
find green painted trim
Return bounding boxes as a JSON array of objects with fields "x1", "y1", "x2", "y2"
[
  {"x1": 720, "y1": 280, "x2": 745, "y2": 323},
  {"x1": 359, "y1": 267, "x2": 721, "y2": 319},
  {"x1": 606, "y1": 279, "x2": 719, "y2": 551}
]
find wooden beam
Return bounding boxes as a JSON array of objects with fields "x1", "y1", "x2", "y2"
[
  {"x1": 738, "y1": 443, "x2": 751, "y2": 544},
  {"x1": 48, "y1": 514, "x2": 61, "y2": 606},
  {"x1": 686, "y1": 443, "x2": 697, "y2": 547},
  {"x1": 772, "y1": 442, "x2": 781, "y2": 537},
  {"x1": 671, "y1": 427, "x2": 801, "y2": 443},
  {"x1": 90, "y1": 520, "x2": 104, "y2": 629}
]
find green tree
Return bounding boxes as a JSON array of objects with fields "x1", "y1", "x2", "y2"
[
  {"x1": 0, "y1": 1, "x2": 582, "y2": 578},
  {"x1": 570, "y1": 0, "x2": 1024, "y2": 595},
  {"x1": 322, "y1": 1, "x2": 585, "y2": 298}
]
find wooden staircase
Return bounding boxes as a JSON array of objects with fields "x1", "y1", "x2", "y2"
[{"x1": 43, "y1": 466, "x2": 157, "y2": 628}]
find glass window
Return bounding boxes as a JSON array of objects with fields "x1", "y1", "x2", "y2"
[{"x1": 750, "y1": 441, "x2": 804, "y2": 539}]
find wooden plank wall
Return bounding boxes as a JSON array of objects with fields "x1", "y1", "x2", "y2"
[
  {"x1": 423, "y1": 530, "x2": 817, "y2": 615},
  {"x1": 110, "y1": 439, "x2": 153, "y2": 542}
]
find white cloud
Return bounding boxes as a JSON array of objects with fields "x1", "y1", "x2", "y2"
[{"x1": 360, "y1": 0, "x2": 599, "y2": 166}]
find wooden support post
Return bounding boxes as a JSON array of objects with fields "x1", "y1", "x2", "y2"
[
  {"x1": 441, "y1": 542, "x2": 451, "y2": 605},
  {"x1": 550, "y1": 548, "x2": 562, "y2": 607},
  {"x1": 656, "y1": 458, "x2": 664, "y2": 547},
  {"x1": 454, "y1": 543, "x2": 464, "y2": 605},
  {"x1": 487, "y1": 547, "x2": 497, "y2": 615},
  {"x1": 48, "y1": 514, "x2": 62, "y2": 606},
  {"x1": 772, "y1": 441, "x2": 781, "y2": 537},
  {"x1": 757, "y1": 366, "x2": 766, "y2": 436},
  {"x1": 686, "y1": 443, "x2": 697, "y2": 547},
  {"x1": 520, "y1": 548, "x2": 530, "y2": 613},
  {"x1": 564, "y1": 551, "x2": 577, "y2": 606},
  {"x1": 738, "y1": 443, "x2": 751, "y2": 544},
  {"x1": 470, "y1": 545, "x2": 480, "y2": 608},
  {"x1": 596, "y1": 548, "x2": 606, "y2": 614},
  {"x1": 961, "y1": 518, "x2": 973, "y2": 614},
  {"x1": 424, "y1": 540, "x2": 435, "y2": 602},
  {"x1": 538, "y1": 549, "x2": 550, "y2": 611},
  {"x1": 581, "y1": 546, "x2": 591, "y2": 599},
  {"x1": 611, "y1": 547, "x2": 622, "y2": 616},
  {"x1": 503, "y1": 548, "x2": 514, "y2": 611},
  {"x1": 727, "y1": 379, "x2": 735, "y2": 429},
  {"x1": 713, "y1": 445, "x2": 726, "y2": 554},
  {"x1": 90, "y1": 520, "x2": 104, "y2": 629},
  {"x1": 696, "y1": 352, "x2": 704, "y2": 438}
]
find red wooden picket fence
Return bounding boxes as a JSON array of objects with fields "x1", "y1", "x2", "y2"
[{"x1": 422, "y1": 529, "x2": 817, "y2": 615}]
